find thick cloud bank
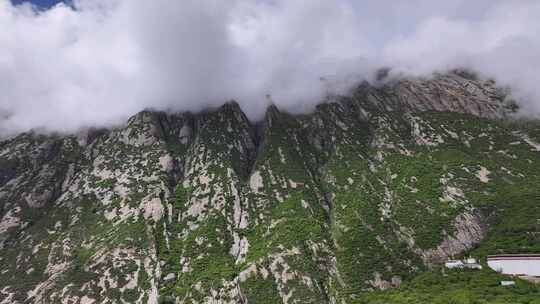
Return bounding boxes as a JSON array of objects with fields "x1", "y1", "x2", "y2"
[{"x1": 1, "y1": 0, "x2": 540, "y2": 134}]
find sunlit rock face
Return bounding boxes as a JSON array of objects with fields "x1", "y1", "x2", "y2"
[{"x1": 1, "y1": 73, "x2": 539, "y2": 304}]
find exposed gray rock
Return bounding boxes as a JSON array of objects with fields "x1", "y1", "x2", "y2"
[{"x1": 422, "y1": 211, "x2": 487, "y2": 266}]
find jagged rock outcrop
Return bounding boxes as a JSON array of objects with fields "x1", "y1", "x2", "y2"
[
  {"x1": 421, "y1": 211, "x2": 486, "y2": 266},
  {"x1": 0, "y1": 73, "x2": 539, "y2": 304}
]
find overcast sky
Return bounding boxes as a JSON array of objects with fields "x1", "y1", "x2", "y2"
[{"x1": 1, "y1": 0, "x2": 539, "y2": 134}]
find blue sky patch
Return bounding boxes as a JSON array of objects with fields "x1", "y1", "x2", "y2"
[{"x1": 11, "y1": 0, "x2": 65, "y2": 9}]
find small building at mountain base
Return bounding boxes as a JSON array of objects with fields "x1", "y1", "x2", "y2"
[
  {"x1": 487, "y1": 255, "x2": 540, "y2": 277},
  {"x1": 445, "y1": 258, "x2": 482, "y2": 270}
]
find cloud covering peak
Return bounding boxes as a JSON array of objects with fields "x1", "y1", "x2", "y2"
[{"x1": 1, "y1": 0, "x2": 539, "y2": 134}]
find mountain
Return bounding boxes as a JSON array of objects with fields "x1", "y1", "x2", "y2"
[{"x1": 0, "y1": 73, "x2": 539, "y2": 304}]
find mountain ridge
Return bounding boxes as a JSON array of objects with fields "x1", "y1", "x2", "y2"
[{"x1": 0, "y1": 72, "x2": 539, "y2": 304}]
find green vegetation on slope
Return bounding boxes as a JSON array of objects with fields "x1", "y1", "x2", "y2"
[{"x1": 355, "y1": 268, "x2": 540, "y2": 304}]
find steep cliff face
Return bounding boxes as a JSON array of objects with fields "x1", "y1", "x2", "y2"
[{"x1": 1, "y1": 73, "x2": 539, "y2": 304}]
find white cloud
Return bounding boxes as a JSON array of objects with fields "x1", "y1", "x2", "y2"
[
  {"x1": 0, "y1": 0, "x2": 539, "y2": 134},
  {"x1": 381, "y1": 0, "x2": 540, "y2": 114}
]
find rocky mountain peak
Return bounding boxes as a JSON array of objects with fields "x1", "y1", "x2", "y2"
[{"x1": 0, "y1": 73, "x2": 538, "y2": 304}]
